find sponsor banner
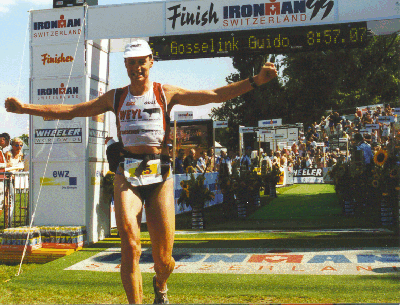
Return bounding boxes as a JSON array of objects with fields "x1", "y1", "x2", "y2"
[
  {"x1": 34, "y1": 128, "x2": 83, "y2": 145},
  {"x1": 239, "y1": 126, "x2": 256, "y2": 133},
  {"x1": 338, "y1": 138, "x2": 348, "y2": 142},
  {"x1": 316, "y1": 142, "x2": 325, "y2": 146},
  {"x1": 274, "y1": 134, "x2": 285, "y2": 139},
  {"x1": 213, "y1": 121, "x2": 228, "y2": 128},
  {"x1": 31, "y1": 7, "x2": 85, "y2": 45},
  {"x1": 287, "y1": 127, "x2": 298, "y2": 142},
  {"x1": 31, "y1": 162, "x2": 86, "y2": 226},
  {"x1": 365, "y1": 124, "x2": 380, "y2": 130},
  {"x1": 257, "y1": 129, "x2": 274, "y2": 142},
  {"x1": 165, "y1": 0, "x2": 335, "y2": 34},
  {"x1": 86, "y1": 1, "x2": 400, "y2": 40},
  {"x1": 378, "y1": 116, "x2": 396, "y2": 123},
  {"x1": 32, "y1": 43, "x2": 85, "y2": 78},
  {"x1": 258, "y1": 118, "x2": 282, "y2": 127},
  {"x1": 31, "y1": 117, "x2": 86, "y2": 161},
  {"x1": 65, "y1": 247, "x2": 400, "y2": 275},
  {"x1": 31, "y1": 77, "x2": 84, "y2": 105},
  {"x1": 174, "y1": 111, "x2": 194, "y2": 121},
  {"x1": 293, "y1": 168, "x2": 324, "y2": 184}
]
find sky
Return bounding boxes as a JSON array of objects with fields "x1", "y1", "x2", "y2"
[{"x1": 0, "y1": 0, "x2": 238, "y2": 140}]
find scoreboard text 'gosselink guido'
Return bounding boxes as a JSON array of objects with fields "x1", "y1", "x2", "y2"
[{"x1": 149, "y1": 22, "x2": 368, "y2": 60}]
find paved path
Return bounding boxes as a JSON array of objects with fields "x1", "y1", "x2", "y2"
[{"x1": 66, "y1": 246, "x2": 400, "y2": 275}]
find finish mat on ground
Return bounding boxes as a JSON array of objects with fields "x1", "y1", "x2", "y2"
[{"x1": 65, "y1": 247, "x2": 400, "y2": 275}]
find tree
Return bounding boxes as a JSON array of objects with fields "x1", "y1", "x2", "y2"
[
  {"x1": 19, "y1": 134, "x2": 29, "y2": 146},
  {"x1": 211, "y1": 33, "x2": 400, "y2": 149}
]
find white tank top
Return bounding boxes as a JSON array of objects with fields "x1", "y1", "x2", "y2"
[{"x1": 115, "y1": 83, "x2": 167, "y2": 148}]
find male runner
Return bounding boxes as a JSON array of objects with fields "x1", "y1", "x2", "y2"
[{"x1": 5, "y1": 38, "x2": 277, "y2": 304}]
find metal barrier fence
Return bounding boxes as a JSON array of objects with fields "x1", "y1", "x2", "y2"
[{"x1": 0, "y1": 172, "x2": 29, "y2": 230}]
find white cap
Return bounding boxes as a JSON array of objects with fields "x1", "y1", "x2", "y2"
[{"x1": 123, "y1": 39, "x2": 152, "y2": 58}]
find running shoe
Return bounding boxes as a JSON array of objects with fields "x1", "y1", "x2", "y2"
[{"x1": 153, "y1": 275, "x2": 169, "y2": 304}]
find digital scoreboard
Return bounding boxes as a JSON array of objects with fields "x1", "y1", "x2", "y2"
[{"x1": 149, "y1": 22, "x2": 369, "y2": 60}]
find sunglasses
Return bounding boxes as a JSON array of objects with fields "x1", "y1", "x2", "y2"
[{"x1": 14, "y1": 144, "x2": 23, "y2": 147}]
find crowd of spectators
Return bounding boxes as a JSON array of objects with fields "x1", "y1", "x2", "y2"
[
  {"x1": 174, "y1": 103, "x2": 397, "y2": 174},
  {"x1": 0, "y1": 133, "x2": 26, "y2": 172}
]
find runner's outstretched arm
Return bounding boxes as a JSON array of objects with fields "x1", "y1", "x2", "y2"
[{"x1": 5, "y1": 90, "x2": 115, "y2": 120}]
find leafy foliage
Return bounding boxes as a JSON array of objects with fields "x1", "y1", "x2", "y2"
[{"x1": 211, "y1": 35, "x2": 400, "y2": 151}]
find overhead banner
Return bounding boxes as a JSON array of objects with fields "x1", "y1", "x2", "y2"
[
  {"x1": 31, "y1": 7, "x2": 85, "y2": 46},
  {"x1": 86, "y1": 0, "x2": 400, "y2": 40},
  {"x1": 32, "y1": 43, "x2": 85, "y2": 78},
  {"x1": 258, "y1": 119, "x2": 282, "y2": 127}
]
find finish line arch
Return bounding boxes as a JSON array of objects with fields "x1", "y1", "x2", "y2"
[{"x1": 28, "y1": 0, "x2": 400, "y2": 243}]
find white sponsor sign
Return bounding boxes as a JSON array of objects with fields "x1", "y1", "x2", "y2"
[
  {"x1": 239, "y1": 127, "x2": 256, "y2": 133},
  {"x1": 338, "y1": 138, "x2": 348, "y2": 142},
  {"x1": 378, "y1": 116, "x2": 396, "y2": 123},
  {"x1": 32, "y1": 161, "x2": 86, "y2": 226},
  {"x1": 31, "y1": 7, "x2": 85, "y2": 45},
  {"x1": 287, "y1": 128, "x2": 298, "y2": 142},
  {"x1": 32, "y1": 43, "x2": 85, "y2": 78},
  {"x1": 31, "y1": 77, "x2": 84, "y2": 105},
  {"x1": 257, "y1": 129, "x2": 275, "y2": 142},
  {"x1": 365, "y1": 124, "x2": 380, "y2": 130},
  {"x1": 66, "y1": 247, "x2": 400, "y2": 276},
  {"x1": 174, "y1": 111, "x2": 194, "y2": 121},
  {"x1": 85, "y1": 1, "x2": 400, "y2": 40},
  {"x1": 258, "y1": 119, "x2": 282, "y2": 127},
  {"x1": 213, "y1": 121, "x2": 228, "y2": 128},
  {"x1": 359, "y1": 128, "x2": 370, "y2": 134}
]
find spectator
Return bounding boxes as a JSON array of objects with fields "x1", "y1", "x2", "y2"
[
  {"x1": 217, "y1": 149, "x2": 231, "y2": 176},
  {"x1": 183, "y1": 148, "x2": 197, "y2": 172},
  {"x1": 174, "y1": 149, "x2": 185, "y2": 174},
  {"x1": 240, "y1": 147, "x2": 252, "y2": 171},
  {"x1": 197, "y1": 150, "x2": 208, "y2": 173},
  {"x1": 0, "y1": 133, "x2": 11, "y2": 154},
  {"x1": 5, "y1": 137, "x2": 24, "y2": 171},
  {"x1": 353, "y1": 133, "x2": 373, "y2": 166},
  {"x1": 207, "y1": 148, "x2": 216, "y2": 172}
]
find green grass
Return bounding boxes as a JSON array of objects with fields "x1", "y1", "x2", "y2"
[
  {"x1": 1, "y1": 184, "x2": 399, "y2": 303},
  {"x1": 171, "y1": 184, "x2": 383, "y2": 231}
]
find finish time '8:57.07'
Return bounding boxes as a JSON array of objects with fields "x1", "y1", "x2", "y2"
[{"x1": 307, "y1": 25, "x2": 367, "y2": 46}]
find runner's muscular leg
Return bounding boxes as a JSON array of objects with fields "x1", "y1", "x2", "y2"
[
  {"x1": 145, "y1": 178, "x2": 176, "y2": 291},
  {"x1": 114, "y1": 171, "x2": 144, "y2": 304}
]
